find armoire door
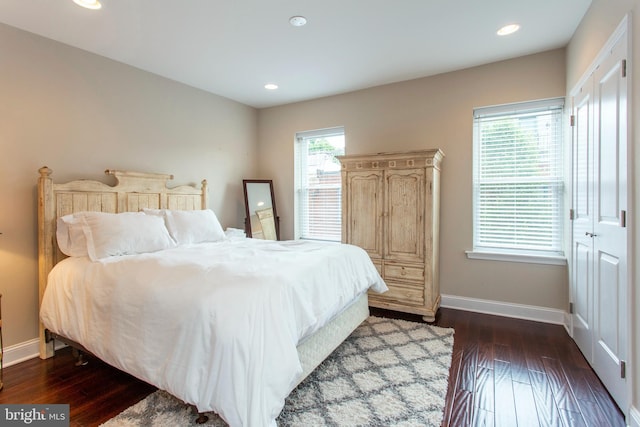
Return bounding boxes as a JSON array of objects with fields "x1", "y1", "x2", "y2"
[
  {"x1": 571, "y1": 26, "x2": 628, "y2": 412},
  {"x1": 384, "y1": 168, "x2": 424, "y2": 263},
  {"x1": 344, "y1": 170, "x2": 384, "y2": 260}
]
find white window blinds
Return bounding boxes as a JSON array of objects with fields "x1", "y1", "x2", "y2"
[
  {"x1": 294, "y1": 127, "x2": 345, "y2": 241},
  {"x1": 473, "y1": 98, "x2": 564, "y2": 255}
]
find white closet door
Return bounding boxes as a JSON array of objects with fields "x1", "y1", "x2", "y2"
[
  {"x1": 571, "y1": 80, "x2": 594, "y2": 362},
  {"x1": 570, "y1": 25, "x2": 629, "y2": 412},
  {"x1": 591, "y1": 35, "x2": 628, "y2": 411}
]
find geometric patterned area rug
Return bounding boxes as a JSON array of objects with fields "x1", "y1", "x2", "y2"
[{"x1": 100, "y1": 316, "x2": 454, "y2": 427}]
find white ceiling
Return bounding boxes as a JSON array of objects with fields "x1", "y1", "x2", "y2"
[{"x1": 0, "y1": 0, "x2": 592, "y2": 108}]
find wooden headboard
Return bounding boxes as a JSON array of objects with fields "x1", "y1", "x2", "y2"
[{"x1": 37, "y1": 166, "x2": 208, "y2": 358}]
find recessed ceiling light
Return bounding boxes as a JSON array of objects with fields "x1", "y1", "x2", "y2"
[
  {"x1": 264, "y1": 83, "x2": 279, "y2": 90},
  {"x1": 73, "y1": 0, "x2": 102, "y2": 9},
  {"x1": 497, "y1": 24, "x2": 520, "y2": 36},
  {"x1": 289, "y1": 16, "x2": 307, "y2": 27}
]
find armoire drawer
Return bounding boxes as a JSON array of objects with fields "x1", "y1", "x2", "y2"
[
  {"x1": 370, "y1": 281, "x2": 424, "y2": 306},
  {"x1": 383, "y1": 263, "x2": 424, "y2": 282}
]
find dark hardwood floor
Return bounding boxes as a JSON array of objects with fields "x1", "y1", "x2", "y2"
[
  {"x1": 0, "y1": 308, "x2": 625, "y2": 426},
  {"x1": 425, "y1": 308, "x2": 625, "y2": 427}
]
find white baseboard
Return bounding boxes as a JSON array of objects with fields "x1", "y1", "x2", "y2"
[
  {"x1": 629, "y1": 406, "x2": 640, "y2": 427},
  {"x1": 4, "y1": 338, "x2": 39, "y2": 367},
  {"x1": 441, "y1": 294, "x2": 566, "y2": 325},
  {"x1": 4, "y1": 338, "x2": 66, "y2": 367}
]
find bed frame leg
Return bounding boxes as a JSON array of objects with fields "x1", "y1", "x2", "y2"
[
  {"x1": 71, "y1": 348, "x2": 88, "y2": 367},
  {"x1": 191, "y1": 406, "x2": 208, "y2": 424}
]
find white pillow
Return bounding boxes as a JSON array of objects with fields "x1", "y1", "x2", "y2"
[
  {"x1": 79, "y1": 211, "x2": 176, "y2": 261},
  {"x1": 56, "y1": 214, "x2": 89, "y2": 257},
  {"x1": 162, "y1": 209, "x2": 226, "y2": 245}
]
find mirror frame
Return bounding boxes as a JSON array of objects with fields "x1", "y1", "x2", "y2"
[{"x1": 243, "y1": 179, "x2": 280, "y2": 240}]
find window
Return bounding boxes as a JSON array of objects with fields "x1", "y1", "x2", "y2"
[
  {"x1": 294, "y1": 127, "x2": 345, "y2": 241},
  {"x1": 468, "y1": 98, "x2": 564, "y2": 264}
]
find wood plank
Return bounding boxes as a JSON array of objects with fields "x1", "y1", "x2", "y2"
[
  {"x1": 449, "y1": 389, "x2": 474, "y2": 426},
  {"x1": 472, "y1": 407, "x2": 494, "y2": 427},
  {"x1": 542, "y1": 356, "x2": 582, "y2": 413},
  {"x1": 442, "y1": 340, "x2": 463, "y2": 426},
  {"x1": 558, "y1": 338, "x2": 591, "y2": 370},
  {"x1": 582, "y1": 371, "x2": 626, "y2": 427},
  {"x1": 563, "y1": 365, "x2": 599, "y2": 402},
  {"x1": 528, "y1": 369, "x2": 565, "y2": 427},
  {"x1": 523, "y1": 334, "x2": 547, "y2": 373},
  {"x1": 459, "y1": 342, "x2": 479, "y2": 392},
  {"x1": 477, "y1": 341, "x2": 495, "y2": 369},
  {"x1": 493, "y1": 343, "x2": 510, "y2": 363},
  {"x1": 474, "y1": 366, "x2": 494, "y2": 412},
  {"x1": 575, "y1": 399, "x2": 620, "y2": 427},
  {"x1": 512, "y1": 381, "x2": 540, "y2": 427},
  {"x1": 506, "y1": 337, "x2": 531, "y2": 385},
  {"x1": 559, "y1": 408, "x2": 588, "y2": 427},
  {"x1": 493, "y1": 360, "x2": 517, "y2": 427}
]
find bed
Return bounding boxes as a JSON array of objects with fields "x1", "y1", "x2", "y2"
[{"x1": 36, "y1": 166, "x2": 387, "y2": 427}]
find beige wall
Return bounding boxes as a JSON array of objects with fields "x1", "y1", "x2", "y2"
[
  {"x1": 567, "y1": 0, "x2": 640, "y2": 419},
  {"x1": 0, "y1": 23, "x2": 258, "y2": 349},
  {"x1": 6, "y1": 4, "x2": 636, "y2": 410},
  {"x1": 258, "y1": 49, "x2": 568, "y2": 310}
]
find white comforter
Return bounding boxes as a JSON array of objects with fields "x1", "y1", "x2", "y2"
[{"x1": 40, "y1": 238, "x2": 387, "y2": 426}]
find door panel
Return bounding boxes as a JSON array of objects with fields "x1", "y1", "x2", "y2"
[
  {"x1": 597, "y1": 252, "x2": 619, "y2": 352},
  {"x1": 385, "y1": 168, "x2": 424, "y2": 262},
  {"x1": 345, "y1": 171, "x2": 384, "y2": 259},
  {"x1": 572, "y1": 81, "x2": 594, "y2": 361},
  {"x1": 573, "y1": 240, "x2": 591, "y2": 355},
  {"x1": 597, "y1": 62, "x2": 623, "y2": 225}
]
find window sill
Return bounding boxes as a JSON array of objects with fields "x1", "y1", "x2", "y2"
[{"x1": 465, "y1": 250, "x2": 567, "y2": 266}]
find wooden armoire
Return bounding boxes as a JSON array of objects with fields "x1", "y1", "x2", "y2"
[{"x1": 337, "y1": 149, "x2": 444, "y2": 322}]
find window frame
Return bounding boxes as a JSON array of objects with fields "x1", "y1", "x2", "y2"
[
  {"x1": 294, "y1": 126, "x2": 345, "y2": 242},
  {"x1": 466, "y1": 98, "x2": 566, "y2": 265}
]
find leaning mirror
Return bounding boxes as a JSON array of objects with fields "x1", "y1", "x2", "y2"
[{"x1": 243, "y1": 179, "x2": 279, "y2": 240}]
